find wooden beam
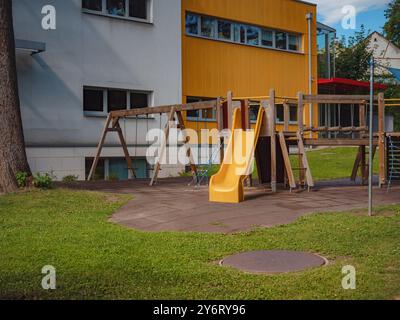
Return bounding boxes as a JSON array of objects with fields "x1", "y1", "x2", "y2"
[
  {"x1": 269, "y1": 89, "x2": 277, "y2": 193},
  {"x1": 110, "y1": 100, "x2": 217, "y2": 118},
  {"x1": 279, "y1": 132, "x2": 296, "y2": 190},
  {"x1": 304, "y1": 139, "x2": 379, "y2": 147},
  {"x1": 87, "y1": 114, "x2": 112, "y2": 181},
  {"x1": 150, "y1": 107, "x2": 176, "y2": 186},
  {"x1": 303, "y1": 94, "x2": 378, "y2": 104}
]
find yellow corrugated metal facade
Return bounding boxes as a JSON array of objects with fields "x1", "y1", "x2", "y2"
[{"x1": 182, "y1": 0, "x2": 318, "y2": 131}]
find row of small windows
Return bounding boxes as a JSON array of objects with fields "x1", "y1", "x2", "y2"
[
  {"x1": 185, "y1": 13, "x2": 301, "y2": 52},
  {"x1": 83, "y1": 87, "x2": 150, "y2": 114},
  {"x1": 82, "y1": 0, "x2": 150, "y2": 21},
  {"x1": 186, "y1": 97, "x2": 298, "y2": 123}
]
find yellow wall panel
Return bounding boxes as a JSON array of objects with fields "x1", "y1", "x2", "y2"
[{"x1": 182, "y1": 0, "x2": 319, "y2": 128}]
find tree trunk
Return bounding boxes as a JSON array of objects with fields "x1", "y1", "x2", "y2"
[{"x1": 0, "y1": 0, "x2": 31, "y2": 193}]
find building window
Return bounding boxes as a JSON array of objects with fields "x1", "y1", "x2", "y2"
[
  {"x1": 83, "y1": 87, "x2": 151, "y2": 116},
  {"x1": 186, "y1": 97, "x2": 216, "y2": 121},
  {"x1": 186, "y1": 13, "x2": 199, "y2": 35},
  {"x1": 83, "y1": 0, "x2": 151, "y2": 22},
  {"x1": 289, "y1": 105, "x2": 298, "y2": 122},
  {"x1": 129, "y1": 0, "x2": 147, "y2": 19},
  {"x1": 108, "y1": 90, "x2": 127, "y2": 112},
  {"x1": 275, "y1": 32, "x2": 287, "y2": 50},
  {"x1": 201, "y1": 16, "x2": 216, "y2": 38},
  {"x1": 185, "y1": 12, "x2": 302, "y2": 53},
  {"x1": 261, "y1": 30, "x2": 273, "y2": 47},
  {"x1": 250, "y1": 106, "x2": 259, "y2": 122},
  {"x1": 218, "y1": 21, "x2": 232, "y2": 41},
  {"x1": 85, "y1": 158, "x2": 105, "y2": 180},
  {"x1": 107, "y1": 0, "x2": 125, "y2": 17},
  {"x1": 247, "y1": 26, "x2": 260, "y2": 46},
  {"x1": 130, "y1": 92, "x2": 149, "y2": 109},
  {"x1": 84, "y1": 88, "x2": 104, "y2": 112},
  {"x1": 233, "y1": 24, "x2": 246, "y2": 44},
  {"x1": 83, "y1": 0, "x2": 102, "y2": 11},
  {"x1": 288, "y1": 34, "x2": 300, "y2": 51},
  {"x1": 276, "y1": 104, "x2": 284, "y2": 123}
]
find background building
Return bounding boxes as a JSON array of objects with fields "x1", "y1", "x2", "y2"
[
  {"x1": 13, "y1": 0, "x2": 183, "y2": 181},
  {"x1": 181, "y1": 0, "x2": 318, "y2": 164}
]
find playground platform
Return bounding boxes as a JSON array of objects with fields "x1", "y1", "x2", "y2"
[{"x1": 60, "y1": 178, "x2": 400, "y2": 233}]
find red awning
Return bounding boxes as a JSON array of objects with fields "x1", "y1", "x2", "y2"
[{"x1": 318, "y1": 77, "x2": 386, "y2": 94}]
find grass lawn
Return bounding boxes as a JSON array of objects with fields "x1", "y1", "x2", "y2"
[
  {"x1": 0, "y1": 189, "x2": 399, "y2": 300},
  {"x1": 301, "y1": 147, "x2": 379, "y2": 181}
]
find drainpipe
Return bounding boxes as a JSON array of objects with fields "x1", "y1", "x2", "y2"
[{"x1": 306, "y1": 13, "x2": 313, "y2": 135}]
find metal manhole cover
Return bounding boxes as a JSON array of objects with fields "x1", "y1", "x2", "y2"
[{"x1": 220, "y1": 250, "x2": 327, "y2": 274}]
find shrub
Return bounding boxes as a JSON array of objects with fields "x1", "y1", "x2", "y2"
[
  {"x1": 15, "y1": 171, "x2": 29, "y2": 188},
  {"x1": 62, "y1": 175, "x2": 79, "y2": 183},
  {"x1": 33, "y1": 173, "x2": 54, "y2": 189}
]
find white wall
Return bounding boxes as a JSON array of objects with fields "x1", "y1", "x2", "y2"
[
  {"x1": 368, "y1": 32, "x2": 400, "y2": 76},
  {"x1": 13, "y1": 0, "x2": 183, "y2": 180},
  {"x1": 13, "y1": 0, "x2": 182, "y2": 147}
]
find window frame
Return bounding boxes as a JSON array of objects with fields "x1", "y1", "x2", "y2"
[
  {"x1": 185, "y1": 12, "x2": 303, "y2": 54},
  {"x1": 83, "y1": 86, "x2": 153, "y2": 117},
  {"x1": 186, "y1": 97, "x2": 217, "y2": 122},
  {"x1": 82, "y1": 0, "x2": 153, "y2": 24}
]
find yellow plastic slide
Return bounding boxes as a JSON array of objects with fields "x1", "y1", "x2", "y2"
[{"x1": 209, "y1": 107, "x2": 265, "y2": 203}]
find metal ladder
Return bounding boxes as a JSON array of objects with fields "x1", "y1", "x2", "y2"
[{"x1": 387, "y1": 136, "x2": 400, "y2": 192}]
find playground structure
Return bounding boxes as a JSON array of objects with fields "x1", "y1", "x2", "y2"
[{"x1": 88, "y1": 91, "x2": 400, "y2": 203}]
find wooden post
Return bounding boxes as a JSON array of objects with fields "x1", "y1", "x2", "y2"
[
  {"x1": 150, "y1": 107, "x2": 176, "y2": 186},
  {"x1": 351, "y1": 147, "x2": 362, "y2": 181},
  {"x1": 269, "y1": 89, "x2": 277, "y2": 193},
  {"x1": 297, "y1": 92, "x2": 304, "y2": 132},
  {"x1": 227, "y1": 91, "x2": 233, "y2": 130},
  {"x1": 260, "y1": 99, "x2": 269, "y2": 137},
  {"x1": 216, "y1": 97, "x2": 224, "y2": 164},
  {"x1": 361, "y1": 146, "x2": 367, "y2": 185},
  {"x1": 87, "y1": 114, "x2": 112, "y2": 181},
  {"x1": 297, "y1": 131, "x2": 314, "y2": 189},
  {"x1": 242, "y1": 100, "x2": 253, "y2": 186},
  {"x1": 279, "y1": 132, "x2": 296, "y2": 190},
  {"x1": 378, "y1": 93, "x2": 386, "y2": 187},
  {"x1": 114, "y1": 120, "x2": 137, "y2": 179},
  {"x1": 283, "y1": 101, "x2": 290, "y2": 132},
  {"x1": 359, "y1": 102, "x2": 366, "y2": 129},
  {"x1": 242, "y1": 99, "x2": 250, "y2": 130}
]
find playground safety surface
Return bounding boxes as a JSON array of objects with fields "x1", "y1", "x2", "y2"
[
  {"x1": 220, "y1": 250, "x2": 327, "y2": 274},
  {"x1": 61, "y1": 177, "x2": 400, "y2": 233}
]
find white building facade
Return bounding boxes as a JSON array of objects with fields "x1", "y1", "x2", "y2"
[
  {"x1": 368, "y1": 31, "x2": 400, "y2": 80},
  {"x1": 13, "y1": 0, "x2": 184, "y2": 181}
]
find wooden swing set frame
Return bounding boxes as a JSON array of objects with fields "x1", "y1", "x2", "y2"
[{"x1": 88, "y1": 89, "x2": 399, "y2": 191}]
